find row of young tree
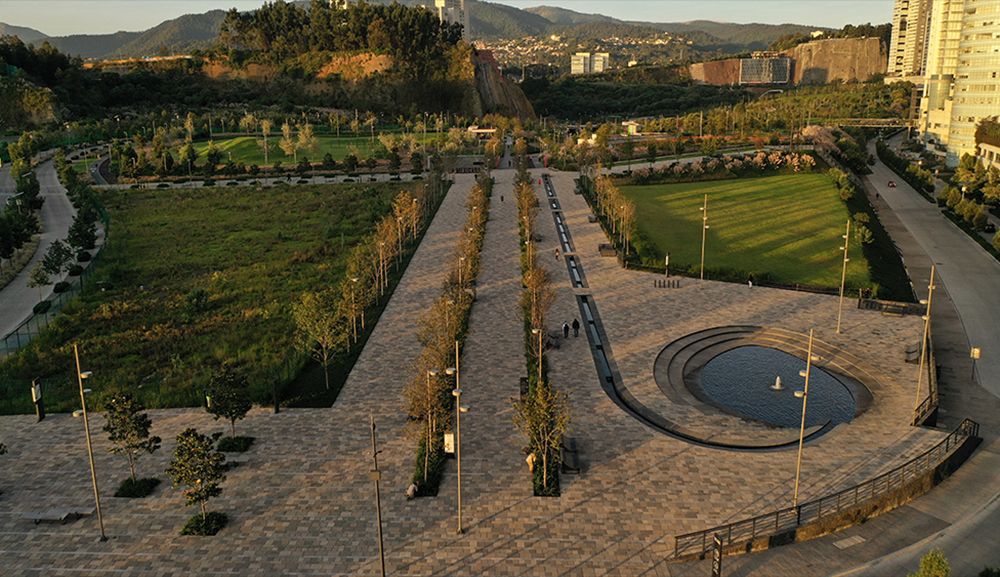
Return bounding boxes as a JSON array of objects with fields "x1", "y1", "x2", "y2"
[
  {"x1": 403, "y1": 170, "x2": 492, "y2": 496},
  {"x1": 511, "y1": 159, "x2": 570, "y2": 495},
  {"x1": 294, "y1": 185, "x2": 430, "y2": 393},
  {"x1": 0, "y1": 133, "x2": 44, "y2": 279},
  {"x1": 24, "y1": 153, "x2": 101, "y2": 307}
]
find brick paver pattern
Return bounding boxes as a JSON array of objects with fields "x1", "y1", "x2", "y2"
[{"x1": 0, "y1": 167, "x2": 948, "y2": 576}]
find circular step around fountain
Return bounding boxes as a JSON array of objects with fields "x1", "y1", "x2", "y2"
[{"x1": 613, "y1": 326, "x2": 878, "y2": 450}]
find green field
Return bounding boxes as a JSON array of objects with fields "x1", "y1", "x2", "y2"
[
  {"x1": 193, "y1": 133, "x2": 439, "y2": 167},
  {"x1": 0, "y1": 181, "x2": 423, "y2": 412},
  {"x1": 624, "y1": 174, "x2": 870, "y2": 287}
]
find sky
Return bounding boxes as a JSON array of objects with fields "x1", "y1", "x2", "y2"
[{"x1": 1, "y1": 0, "x2": 894, "y2": 37}]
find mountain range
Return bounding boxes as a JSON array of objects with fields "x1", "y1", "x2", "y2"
[{"x1": 0, "y1": 1, "x2": 830, "y2": 60}]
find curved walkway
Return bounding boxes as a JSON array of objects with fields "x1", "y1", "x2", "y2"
[{"x1": 0, "y1": 159, "x2": 80, "y2": 339}]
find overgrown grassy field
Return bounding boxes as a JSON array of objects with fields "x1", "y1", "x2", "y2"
[
  {"x1": 624, "y1": 174, "x2": 871, "y2": 287},
  {"x1": 193, "y1": 133, "x2": 439, "y2": 167},
  {"x1": 0, "y1": 181, "x2": 420, "y2": 411}
]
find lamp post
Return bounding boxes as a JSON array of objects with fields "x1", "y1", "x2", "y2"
[
  {"x1": 836, "y1": 220, "x2": 851, "y2": 334},
  {"x1": 531, "y1": 328, "x2": 543, "y2": 384},
  {"x1": 74, "y1": 344, "x2": 106, "y2": 541},
  {"x1": 699, "y1": 194, "x2": 709, "y2": 287},
  {"x1": 792, "y1": 329, "x2": 819, "y2": 509},
  {"x1": 350, "y1": 277, "x2": 359, "y2": 342},
  {"x1": 458, "y1": 256, "x2": 466, "y2": 286},
  {"x1": 369, "y1": 415, "x2": 386, "y2": 577},
  {"x1": 378, "y1": 242, "x2": 386, "y2": 295},
  {"x1": 913, "y1": 266, "x2": 937, "y2": 422},
  {"x1": 397, "y1": 217, "x2": 403, "y2": 266},
  {"x1": 449, "y1": 385, "x2": 469, "y2": 535}
]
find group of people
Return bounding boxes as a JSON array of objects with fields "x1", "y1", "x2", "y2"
[{"x1": 561, "y1": 319, "x2": 581, "y2": 339}]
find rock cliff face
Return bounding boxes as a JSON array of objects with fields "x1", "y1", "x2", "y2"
[
  {"x1": 688, "y1": 37, "x2": 887, "y2": 86},
  {"x1": 788, "y1": 37, "x2": 886, "y2": 84},
  {"x1": 472, "y1": 50, "x2": 536, "y2": 119}
]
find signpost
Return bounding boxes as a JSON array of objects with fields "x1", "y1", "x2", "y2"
[
  {"x1": 31, "y1": 379, "x2": 44, "y2": 422},
  {"x1": 971, "y1": 347, "x2": 981, "y2": 380}
]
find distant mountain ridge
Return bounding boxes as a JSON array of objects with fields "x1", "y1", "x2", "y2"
[{"x1": 2, "y1": 2, "x2": 837, "y2": 60}]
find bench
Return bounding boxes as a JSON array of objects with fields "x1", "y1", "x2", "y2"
[
  {"x1": 588, "y1": 215, "x2": 598, "y2": 223},
  {"x1": 598, "y1": 244, "x2": 617, "y2": 257},
  {"x1": 225, "y1": 454, "x2": 251, "y2": 469},
  {"x1": 561, "y1": 437, "x2": 581, "y2": 474},
  {"x1": 905, "y1": 343, "x2": 922, "y2": 363},
  {"x1": 21, "y1": 506, "x2": 96, "y2": 525}
]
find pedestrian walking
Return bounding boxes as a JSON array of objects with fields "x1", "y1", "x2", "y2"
[
  {"x1": 554, "y1": 248, "x2": 560, "y2": 261},
  {"x1": 748, "y1": 273, "x2": 754, "y2": 289},
  {"x1": 562, "y1": 322, "x2": 570, "y2": 339},
  {"x1": 500, "y1": 194, "x2": 504, "y2": 203},
  {"x1": 572, "y1": 318, "x2": 580, "y2": 337}
]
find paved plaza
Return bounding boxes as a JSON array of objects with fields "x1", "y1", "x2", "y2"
[{"x1": 0, "y1": 165, "x2": 975, "y2": 575}]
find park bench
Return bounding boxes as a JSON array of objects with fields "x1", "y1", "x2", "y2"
[
  {"x1": 21, "y1": 506, "x2": 95, "y2": 525},
  {"x1": 904, "y1": 343, "x2": 922, "y2": 363},
  {"x1": 224, "y1": 454, "x2": 251, "y2": 469},
  {"x1": 561, "y1": 437, "x2": 581, "y2": 474},
  {"x1": 598, "y1": 244, "x2": 617, "y2": 257}
]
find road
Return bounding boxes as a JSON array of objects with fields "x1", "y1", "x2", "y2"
[{"x1": 0, "y1": 158, "x2": 78, "y2": 339}]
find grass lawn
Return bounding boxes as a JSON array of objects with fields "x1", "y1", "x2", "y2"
[
  {"x1": 0, "y1": 181, "x2": 425, "y2": 413},
  {"x1": 194, "y1": 133, "x2": 439, "y2": 167},
  {"x1": 623, "y1": 173, "x2": 870, "y2": 287}
]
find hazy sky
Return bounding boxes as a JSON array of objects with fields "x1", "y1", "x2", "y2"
[{"x1": 3, "y1": 1, "x2": 894, "y2": 37}]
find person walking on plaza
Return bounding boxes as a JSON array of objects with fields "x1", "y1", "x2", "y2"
[
  {"x1": 562, "y1": 322, "x2": 570, "y2": 340},
  {"x1": 554, "y1": 248, "x2": 560, "y2": 261},
  {"x1": 572, "y1": 318, "x2": 580, "y2": 337}
]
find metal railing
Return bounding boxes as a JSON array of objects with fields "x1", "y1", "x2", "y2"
[
  {"x1": 674, "y1": 419, "x2": 980, "y2": 558},
  {"x1": 913, "y1": 331, "x2": 940, "y2": 426}
]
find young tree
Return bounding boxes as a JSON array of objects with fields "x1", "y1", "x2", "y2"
[
  {"x1": 293, "y1": 290, "x2": 346, "y2": 390},
  {"x1": 67, "y1": 213, "x2": 97, "y2": 252},
  {"x1": 279, "y1": 122, "x2": 298, "y2": 162},
  {"x1": 27, "y1": 262, "x2": 50, "y2": 301},
  {"x1": 41, "y1": 239, "x2": 73, "y2": 278},
  {"x1": 165, "y1": 428, "x2": 226, "y2": 521},
  {"x1": 206, "y1": 369, "x2": 253, "y2": 438},
  {"x1": 511, "y1": 381, "x2": 571, "y2": 488},
  {"x1": 103, "y1": 393, "x2": 161, "y2": 482},
  {"x1": 322, "y1": 152, "x2": 337, "y2": 171},
  {"x1": 296, "y1": 156, "x2": 311, "y2": 178},
  {"x1": 258, "y1": 119, "x2": 273, "y2": 166},
  {"x1": 907, "y1": 548, "x2": 950, "y2": 577},
  {"x1": 646, "y1": 140, "x2": 658, "y2": 167},
  {"x1": 621, "y1": 136, "x2": 635, "y2": 172},
  {"x1": 297, "y1": 123, "x2": 320, "y2": 158}
]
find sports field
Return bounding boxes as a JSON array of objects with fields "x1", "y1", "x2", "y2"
[{"x1": 623, "y1": 174, "x2": 871, "y2": 287}]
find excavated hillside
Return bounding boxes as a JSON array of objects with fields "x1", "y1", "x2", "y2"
[
  {"x1": 689, "y1": 37, "x2": 887, "y2": 86},
  {"x1": 472, "y1": 50, "x2": 536, "y2": 119}
]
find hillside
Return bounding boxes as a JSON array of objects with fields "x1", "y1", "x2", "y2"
[
  {"x1": 45, "y1": 32, "x2": 142, "y2": 60},
  {"x1": 469, "y1": 2, "x2": 552, "y2": 38},
  {"x1": 0, "y1": 22, "x2": 48, "y2": 43},
  {"x1": 524, "y1": 6, "x2": 616, "y2": 25}
]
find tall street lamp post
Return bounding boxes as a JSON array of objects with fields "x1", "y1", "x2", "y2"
[
  {"x1": 350, "y1": 277, "x2": 359, "y2": 342},
  {"x1": 836, "y1": 220, "x2": 851, "y2": 334},
  {"x1": 699, "y1": 194, "x2": 709, "y2": 287},
  {"x1": 793, "y1": 329, "x2": 820, "y2": 509},
  {"x1": 74, "y1": 344, "x2": 106, "y2": 541},
  {"x1": 913, "y1": 266, "x2": 937, "y2": 423},
  {"x1": 449, "y1": 385, "x2": 468, "y2": 535},
  {"x1": 369, "y1": 416, "x2": 386, "y2": 577}
]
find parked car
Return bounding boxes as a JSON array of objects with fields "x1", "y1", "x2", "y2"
[
  {"x1": 985, "y1": 223, "x2": 997, "y2": 233},
  {"x1": 888, "y1": 181, "x2": 897, "y2": 187}
]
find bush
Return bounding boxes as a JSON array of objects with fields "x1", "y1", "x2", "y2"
[
  {"x1": 203, "y1": 179, "x2": 215, "y2": 187},
  {"x1": 114, "y1": 476, "x2": 161, "y2": 498},
  {"x1": 53, "y1": 281, "x2": 71, "y2": 293},
  {"x1": 76, "y1": 251, "x2": 91, "y2": 262},
  {"x1": 179, "y1": 511, "x2": 228, "y2": 536},
  {"x1": 67, "y1": 264, "x2": 84, "y2": 276},
  {"x1": 411, "y1": 434, "x2": 446, "y2": 497},
  {"x1": 32, "y1": 301, "x2": 51, "y2": 314},
  {"x1": 216, "y1": 435, "x2": 255, "y2": 453},
  {"x1": 157, "y1": 183, "x2": 170, "y2": 188}
]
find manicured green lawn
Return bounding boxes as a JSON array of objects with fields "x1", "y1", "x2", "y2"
[
  {"x1": 623, "y1": 174, "x2": 870, "y2": 287},
  {"x1": 194, "y1": 133, "x2": 438, "y2": 167},
  {"x1": 0, "y1": 181, "x2": 421, "y2": 411}
]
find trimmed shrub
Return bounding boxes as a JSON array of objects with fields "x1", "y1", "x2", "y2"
[
  {"x1": 179, "y1": 511, "x2": 228, "y2": 536},
  {"x1": 77, "y1": 251, "x2": 91, "y2": 262},
  {"x1": 53, "y1": 281, "x2": 71, "y2": 293},
  {"x1": 67, "y1": 264, "x2": 84, "y2": 276},
  {"x1": 216, "y1": 436, "x2": 255, "y2": 453},
  {"x1": 33, "y1": 301, "x2": 51, "y2": 314},
  {"x1": 114, "y1": 476, "x2": 161, "y2": 498}
]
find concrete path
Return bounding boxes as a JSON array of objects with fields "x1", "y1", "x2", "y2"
[{"x1": 0, "y1": 160, "x2": 79, "y2": 338}]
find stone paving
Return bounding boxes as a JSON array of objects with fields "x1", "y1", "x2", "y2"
[{"x1": 0, "y1": 165, "x2": 957, "y2": 576}]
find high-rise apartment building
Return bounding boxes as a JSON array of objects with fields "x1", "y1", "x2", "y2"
[
  {"x1": 571, "y1": 52, "x2": 610, "y2": 75},
  {"x1": 919, "y1": 0, "x2": 1000, "y2": 165},
  {"x1": 889, "y1": 0, "x2": 934, "y2": 77},
  {"x1": 430, "y1": 0, "x2": 469, "y2": 41}
]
